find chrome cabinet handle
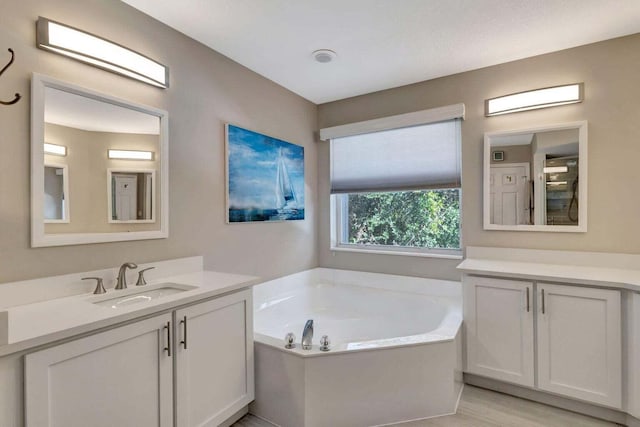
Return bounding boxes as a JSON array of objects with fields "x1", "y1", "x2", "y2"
[
  {"x1": 526, "y1": 287, "x2": 530, "y2": 312},
  {"x1": 164, "y1": 321, "x2": 171, "y2": 356},
  {"x1": 180, "y1": 316, "x2": 188, "y2": 349},
  {"x1": 541, "y1": 289, "x2": 546, "y2": 314}
]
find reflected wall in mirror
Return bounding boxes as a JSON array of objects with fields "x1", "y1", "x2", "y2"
[
  {"x1": 44, "y1": 163, "x2": 69, "y2": 223},
  {"x1": 484, "y1": 121, "x2": 587, "y2": 232},
  {"x1": 108, "y1": 170, "x2": 155, "y2": 222},
  {"x1": 31, "y1": 73, "x2": 168, "y2": 247}
]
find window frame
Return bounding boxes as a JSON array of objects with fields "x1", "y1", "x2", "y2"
[{"x1": 322, "y1": 103, "x2": 465, "y2": 259}]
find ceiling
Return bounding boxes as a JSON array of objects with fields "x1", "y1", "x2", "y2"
[{"x1": 121, "y1": 0, "x2": 640, "y2": 104}]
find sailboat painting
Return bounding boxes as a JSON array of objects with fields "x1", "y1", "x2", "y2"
[{"x1": 226, "y1": 124, "x2": 304, "y2": 222}]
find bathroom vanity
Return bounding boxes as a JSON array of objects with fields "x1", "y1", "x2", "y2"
[
  {"x1": 0, "y1": 257, "x2": 258, "y2": 427},
  {"x1": 459, "y1": 247, "x2": 640, "y2": 426}
]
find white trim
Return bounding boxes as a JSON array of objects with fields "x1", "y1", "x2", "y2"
[
  {"x1": 483, "y1": 121, "x2": 587, "y2": 233},
  {"x1": 331, "y1": 246, "x2": 462, "y2": 260},
  {"x1": 319, "y1": 103, "x2": 465, "y2": 141},
  {"x1": 31, "y1": 73, "x2": 169, "y2": 247}
]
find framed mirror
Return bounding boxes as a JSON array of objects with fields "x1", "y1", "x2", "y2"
[
  {"x1": 31, "y1": 73, "x2": 169, "y2": 247},
  {"x1": 483, "y1": 121, "x2": 587, "y2": 232}
]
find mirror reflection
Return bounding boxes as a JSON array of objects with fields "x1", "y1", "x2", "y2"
[
  {"x1": 32, "y1": 74, "x2": 169, "y2": 247},
  {"x1": 44, "y1": 163, "x2": 69, "y2": 222},
  {"x1": 109, "y1": 170, "x2": 155, "y2": 222},
  {"x1": 484, "y1": 122, "x2": 587, "y2": 232}
]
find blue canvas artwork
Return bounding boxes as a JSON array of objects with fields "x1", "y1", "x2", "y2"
[{"x1": 226, "y1": 124, "x2": 305, "y2": 222}]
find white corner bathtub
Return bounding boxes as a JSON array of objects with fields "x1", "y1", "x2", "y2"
[{"x1": 250, "y1": 268, "x2": 463, "y2": 427}]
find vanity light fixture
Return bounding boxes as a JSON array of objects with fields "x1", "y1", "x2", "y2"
[
  {"x1": 36, "y1": 17, "x2": 169, "y2": 88},
  {"x1": 485, "y1": 83, "x2": 583, "y2": 116},
  {"x1": 108, "y1": 149, "x2": 154, "y2": 160},
  {"x1": 543, "y1": 166, "x2": 569, "y2": 174},
  {"x1": 44, "y1": 142, "x2": 67, "y2": 156}
]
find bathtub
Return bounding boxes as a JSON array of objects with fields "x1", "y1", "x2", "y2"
[{"x1": 250, "y1": 268, "x2": 463, "y2": 427}]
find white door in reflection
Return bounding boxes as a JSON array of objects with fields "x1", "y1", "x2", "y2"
[
  {"x1": 490, "y1": 164, "x2": 530, "y2": 225},
  {"x1": 113, "y1": 174, "x2": 137, "y2": 221}
]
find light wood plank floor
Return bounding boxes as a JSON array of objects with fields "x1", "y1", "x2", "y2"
[{"x1": 232, "y1": 385, "x2": 620, "y2": 427}]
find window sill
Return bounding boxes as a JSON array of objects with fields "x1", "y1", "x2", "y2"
[{"x1": 330, "y1": 246, "x2": 463, "y2": 260}]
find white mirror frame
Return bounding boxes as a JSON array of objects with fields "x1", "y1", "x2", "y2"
[
  {"x1": 483, "y1": 120, "x2": 588, "y2": 232},
  {"x1": 107, "y1": 168, "x2": 156, "y2": 224},
  {"x1": 31, "y1": 73, "x2": 169, "y2": 247}
]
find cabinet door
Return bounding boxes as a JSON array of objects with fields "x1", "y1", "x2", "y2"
[
  {"x1": 175, "y1": 289, "x2": 254, "y2": 427},
  {"x1": 464, "y1": 276, "x2": 534, "y2": 386},
  {"x1": 25, "y1": 313, "x2": 173, "y2": 427},
  {"x1": 537, "y1": 283, "x2": 621, "y2": 408}
]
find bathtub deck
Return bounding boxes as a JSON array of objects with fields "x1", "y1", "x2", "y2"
[{"x1": 233, "y1": 385, "x2": 616, "y2": 427}]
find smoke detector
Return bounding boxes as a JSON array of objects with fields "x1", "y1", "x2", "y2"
[{"x1": 312, "y1": 49, "x2": 337, "y2": 63}]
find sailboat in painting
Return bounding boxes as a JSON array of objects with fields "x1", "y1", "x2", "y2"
[{"x1": 272, "y1": 148, "x2": 299, "y2": 219}]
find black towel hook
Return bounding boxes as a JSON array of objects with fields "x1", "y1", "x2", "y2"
[{"x1": 0, "y1": 48, "x2": 21, "y2": 106}]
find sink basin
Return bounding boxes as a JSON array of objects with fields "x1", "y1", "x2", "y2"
[{"x1": 90, "y1": 283, "x2": 197, "y2": 309}]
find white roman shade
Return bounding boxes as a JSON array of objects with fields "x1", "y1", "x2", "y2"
[{"x1": 326, "y1": 104, "x2": 463, "y2": 194}]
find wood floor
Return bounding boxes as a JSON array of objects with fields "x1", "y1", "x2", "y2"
[{"x1": 232, "y1": 385, "x2": 619, "y2": 427}]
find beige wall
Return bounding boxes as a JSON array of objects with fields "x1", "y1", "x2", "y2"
[
  {"x1": 0, "y1": 0, "x2": 318, "y2": 283},
  {"x1": 318, "y1": 33, "x2": 640, "y2": 280}
]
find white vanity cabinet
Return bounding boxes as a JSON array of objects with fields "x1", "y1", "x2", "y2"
[
  {"x1": 25, "y1": 313, "x2": 174, "y2": 427},
  {"x1": 536, "y1": 283, "x2": 621, "y2": 407},
  {"x1": 464, "y1": 276, "x2": 622, "y2": 408},
  {"x1": 175, "y1": 289, "x2": 254, "y2": 427},
  {"x1": 25, "y1": 288, "x2": 254, "y2": 427},
  {"x1": 464, "y1": 276, "x2": 534, "y2": 386}
]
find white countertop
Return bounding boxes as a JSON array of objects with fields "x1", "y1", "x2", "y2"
[
  {"x1": 458, "y1": 247, "x2": 640, "y2": 292},
  {"x1": 0, "y1": 269, "x2": 259, "y2": 357}
]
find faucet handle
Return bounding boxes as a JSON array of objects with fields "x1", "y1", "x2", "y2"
[
  {"x1": 136, "y1": 267, "x2": 155, "y2": 286},
  {"x1": 82, "y1": 277, "x2": 106, "y2": 295}
]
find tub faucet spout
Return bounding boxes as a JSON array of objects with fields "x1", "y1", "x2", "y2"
[{"x1": 302, "y1": 319, "x2": 313, "y2": 350}]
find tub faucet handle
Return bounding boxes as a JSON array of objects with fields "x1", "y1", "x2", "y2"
[
  {"x1": 319, "y1": 335, "x2": 331, "y2": 352},
  {"x1": 284, "y1": 332, "x2": 296, "y2": 349}
]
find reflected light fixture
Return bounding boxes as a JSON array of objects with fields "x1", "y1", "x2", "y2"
[
  {"x1": 485, "y1": 83, "x2": 583, "y2": 116},
  {"x1": 108, "y1": 149, "x2": 154, "y2": 160},
  {"x1": 36, "y1": 17, "x2": 169, "y2": 88},
  {"x1": 44, "y1": 142, "x2": 67, "y2": 156},
  {"x1": 543, "y1": 166, "x2": 569, "y2": 174}
]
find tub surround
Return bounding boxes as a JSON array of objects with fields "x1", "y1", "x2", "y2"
[
  {"x1": 0, "y1": 256, "x2": 259, "y2": 356},
  {"x1": 251, "y1": 268, "x2": 463, "y2": 427},
  {"x1": 458, "y1": 246, "x2": 640, "y2": 426}
]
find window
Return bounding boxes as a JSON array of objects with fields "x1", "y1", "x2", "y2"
[{"x1": 324, "y1": 105, "x2": 463, "y2": 257}]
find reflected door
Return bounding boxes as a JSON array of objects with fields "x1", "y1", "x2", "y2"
[
  {"x1": 490, "y1": 164, "x2": 529, "y2": 225},
  {"x1": 114, "y1": 174, "x2": 137, "y2": 220}
]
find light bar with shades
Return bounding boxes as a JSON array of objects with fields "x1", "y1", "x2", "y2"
[
  {"x1": 108, "y1": 149, "x2": 154, "y2": 160},
  {"x1": 485, "y1": 83, "x2": 583, "y2": 116},
  {"x1": 36, "y1": 17, "x2": 169, "y2": 88},
  {"x1": 44, "y1": 143, "x2": 67, "y2": 156}
]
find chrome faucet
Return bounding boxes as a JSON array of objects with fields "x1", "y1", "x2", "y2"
[
  {"x1": 302, "y1": 319, "x2": 314, "y2": 350},
  {"x1": 115, "y1": 262, "x2": 137, "y2": 290}
]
